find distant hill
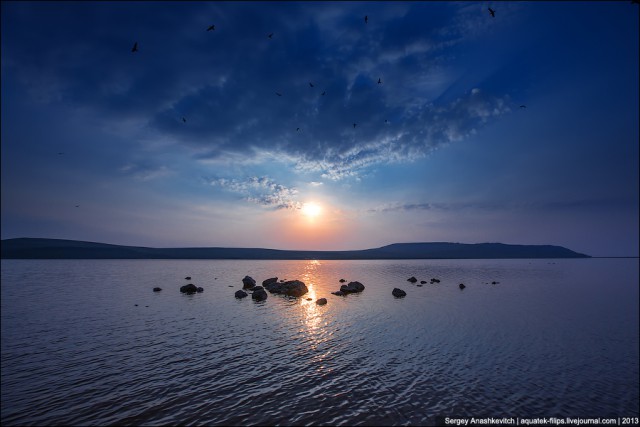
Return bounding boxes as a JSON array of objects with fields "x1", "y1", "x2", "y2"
[{"x1": 0, "y1": 238, "x2": 590, "y2": 259}]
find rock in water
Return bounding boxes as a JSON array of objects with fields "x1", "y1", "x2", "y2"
[
  {"x1": 242, "y1": 276, "x2": 257, "y2": 289},
  {"x1": 262, "y1": 277, "x2": 278, "y2": 286},
  {"x1": 392, "y1": 288, "x2": 407, "y2": 297},
  {"x1": 252, "y1": 289, "x2": 268, "y2": 301},
  {"x1": 316, "y1": 298, "x2": 328, "y2": 305},
  {"x1": 153, "y1": 287, "x2": 162, "y2": 292},
  {"x1": 196, "y1": 287, "x2": 204, "y2": 293},
  {"x1": 264, "y1": 280, "x2": 308, "y2": 297},
  {"x1": 407, "y1": 276, "x2": 417, "y2": 283},
  {"x1": 459, "y1": 283, "x2": 466, "y2": 290},
  {"x1": 180, "y1": 284, "x2": 198, "y2": 294},
  {"x1": 235, "y1": 290, "x2": 248, "y2": 299}
]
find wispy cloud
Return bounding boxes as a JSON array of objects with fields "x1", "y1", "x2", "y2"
[{"x1": 209, "y1": 176, "x2": 301, "y2": 210}]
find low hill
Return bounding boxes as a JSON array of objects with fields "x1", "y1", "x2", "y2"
[{"x1": 0, "y1": 238, "x2": 590, "y2": 259}]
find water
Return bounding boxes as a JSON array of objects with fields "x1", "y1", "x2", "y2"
[{"x1": 1, "y1": 258, "x2": 638, "y2": 426}]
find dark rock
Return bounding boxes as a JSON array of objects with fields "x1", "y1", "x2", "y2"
[
  {"x1": 306, "y1": 298, "x2": 312, "y2": 301},
  {"x1": 235, "y1": 290, "x2": 248, "y2": 299},
  {"x1": 134, "y1": 304, "x2": 138, "y2": 306},
  {"x1": 491, "y1": 281, "x2": 499, "y2": 284},
  {"x1": 153, "y1": 287, "x2": 162, "y2": 292},
  {"x1": 331, "y1": 290, "x2": 345, "y2": 296},
  {"x1": 392, "y1": 288, "x2": 407, "y2": 297},
  {"x1": 339, "y1": 279, "x2": 346, "y2": 283},
  {"x1": 180, "y1": 283, "x2": 198, "y2": 294},
  {"x1": 251, "y1": 286, "x2": 264, "y2": 292},
  {"x1": 264, "y1": 280, "x2": 309, "y2": 297},
  {"x1": 430, "y1": 278, "x2": 441, "y2": 283},
  {"x1": 242, "y1": 276, "x2": 257, "y2": 289},
  {"x1": 262, "y1": 277, "x2": 278, "y2": 286},
  {"x1": 420, "y1": 281, "x2": 427, "y2": 284},
  {"x1": 417, "y1": 284, "x2": 423, "y2": 287},
  {"x1": 228, "y1": 285, "x2": 234, "y2": 287},
  {"x1": 252, "y1": 289, "x2": 268, "y2": 301},
  {"x1": 459, "y1": 283, "x2": 466, "y2": 290},
  {"x1": 196, "y1": 287, "x2": 204, "y2": 293},
  {"x1": 316, "y1": 298, "x2": 328, "y2": 305},
  {"x1": 340, "y1": 281, "x2": 365, "y2": 294},
  {"x1": 407, "y1": 276, "x2": 417, "y2": 283},
  {"x1": 185, "y1": 276, "x2": 191, "y2": 280}
]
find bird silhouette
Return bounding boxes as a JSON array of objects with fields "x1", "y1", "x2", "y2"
[
  {"x1": 267, "y1": 33, "x2": 273, "y2": 39},
  {"x1": 365, "y1": 15, "x2": 368, "y2": 24},
  {"x1": 377, "y1": 78, "x2": 382, "y2": 84},
  {"x1": 207, "y1": 24, "x2": 215, "y2": 31},
  {"x1": 321, "y1": 91, "x2": 326, "y2": 96},
  {"x1": 296, "y1": 127, "x2": 301, "y2": 131},
  {"x1": 275, "y1": 92, "x2": 282, "y2": 96},
  {"x1": 75, "y1": 205, "x2": 80, "y2": 208},
  {"x1": 182, "y1": 117, "x2": 187, "y2": 123},
  {"x1": 488, "y1": 7, "x2": 495, "y2": 17},
  {"x1": 131, "y1": 42, "x2": 138, "y2": 52},
  {"x1": 309, "y1": 82, "x2": 314, "y2": 87},
  {"x1": 519, "y1": 105, "x2": 527, "y2": 109},
  {"x1": 384, "y1": 119, "x2": 389, "y2": 124},
  {"x1": 353, "y1": 123, "x2": 357, "y2": 128},
  {"x1": 57, "y1": 152, "x2": 64, "y2": 155}
]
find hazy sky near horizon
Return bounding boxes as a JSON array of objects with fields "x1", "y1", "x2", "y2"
[{"x1": 1, "y1": 1, "x2": 638, "y2": 256}]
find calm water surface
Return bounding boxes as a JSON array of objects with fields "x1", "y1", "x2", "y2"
[{"x1": 1, "y1": 258, "x2": 638, "y2": 426}]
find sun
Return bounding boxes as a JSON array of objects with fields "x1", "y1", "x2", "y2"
[{"x1": 301, "y1": 202, "x2": 322, "y2": 218}]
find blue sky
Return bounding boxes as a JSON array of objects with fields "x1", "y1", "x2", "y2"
[{"x1": 1, "y1": 1, "x2": 638, "y2": 256}]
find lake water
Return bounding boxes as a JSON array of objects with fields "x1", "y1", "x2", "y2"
[{"x1": 1, "y1": 258, "x2": 638, "y2": 426}]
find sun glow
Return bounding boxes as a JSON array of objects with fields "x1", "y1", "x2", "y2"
[{"x1": 301, "y1": 202, "x2": 322, "y2": 218}]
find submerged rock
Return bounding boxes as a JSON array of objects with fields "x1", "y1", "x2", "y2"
[
  {"x1": 420, "y1": 280, "x2": 427, "y2": 284},
  {"x1": 339, "y1": 279, "x2": 346, "y2": 283},
  {"x1": 185, "y1": 276, "x2": 191, "y2": 280},
  {"x1": 392, "y1": 288, "x2": 407, "y2": 297},
  {"x1": 316, "y1": 298, "x2": 328, "y2": 305},
  {"x1": 235, "y1": 290, "x2": 248, "y2": 299},
  {"x1": 459, "y1": 283, "x2": 466, "y2": 290},
  {"x1": 407, "y1": 276, "x2": 417, "y2": 283},
  {"x1": 252, "y1": 289, "x2": 268, "y2": 301},
  {"x1": 196, "y1": 287, "x2": 204, "y2": 293},
  {"x1": 180, "y1": 284, "x2": 198, "y2": 294},
  {"x1": 153, "y1": 287, "x2": 162, "y2": 292},
  {"x1": 331, "y1": 290, "x2": 345, "y2": 296},
  {"x1": 242, "y1": 276, "x2": 257, "y2": 289}
]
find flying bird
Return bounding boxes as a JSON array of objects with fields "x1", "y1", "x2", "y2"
[
  {"x1": 182, "y1": 117, "x2": 187, "y2": 123},
  {"x1": 75, "y1": 205, "x2": 80, "y2": 208},
  {"x1": 296, "y1": 127, "x2": 301, "y2": 131},
  {"x1": 309, "y1": 82, "x2": 314, "y2": 87},
  {"x1": 384, "y1": 119, "x2": 389, "y2": 124},
  {"x1": 377, "y1": 78, "x2": 382, "y2": 84},
  {"x1": 488, "y1": 7, "x2": 495, "y2": 17},
  {"x1": 519, "y1": 105, "x2": 527, "y2": 109},
  {"x1": 57, "y1": 152, "x2": 64, "y2": 155},
  {"x1": 321, "y1": 91, "x2": 326, "y2": 96},
  {"x1": 131, "y1": 42, "x2": 138, "y2": 52},
  {"x1": 267, "y1": 33, "x2": 273, "y2": 39},
  {"x1": 365, "y1": 15, "x2": 368, "y2": 24},
  {"x1": 207, "y1": 24, "x2": 215, "y2": 31},
  {"x1": 353, "y1": 123, "x2": 357, "y2": 128},
  {"x1": 275, "y1": 92, "x2": 282, "y2": 96}
]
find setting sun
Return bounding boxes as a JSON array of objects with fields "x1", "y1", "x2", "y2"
[{"x1": 301, "y1": 202, "x2": 322, "y2": 218}]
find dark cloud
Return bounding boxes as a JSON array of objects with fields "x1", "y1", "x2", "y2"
[{"x1": 3, "y1": 2, "x2": 513, "y2": 181}]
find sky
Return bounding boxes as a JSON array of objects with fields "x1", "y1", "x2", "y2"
[{"x1": 1, "y1": 1, "x2": 638, "y2": 256}]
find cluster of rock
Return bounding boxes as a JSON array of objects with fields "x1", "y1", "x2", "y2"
[
  {"x1": 236, "y1": 276, "x2": 312, "y2": 302},
  {"x1": 331, "y1": 281, "x2": 365, "y2": 296},
  {"x1": 407, "y1": 276, "x2": 441, "y2": 285}
]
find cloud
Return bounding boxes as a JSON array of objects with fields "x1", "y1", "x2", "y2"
[
  {"x1": 209, "y1": 176, "x2": 301, "y2": 210},
  {"x1": 3, "y1": 2, "x2": 513, "y2": 183},
  {"x1": 119, "y1": 163, "x2": 173, "y2": 181}
]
